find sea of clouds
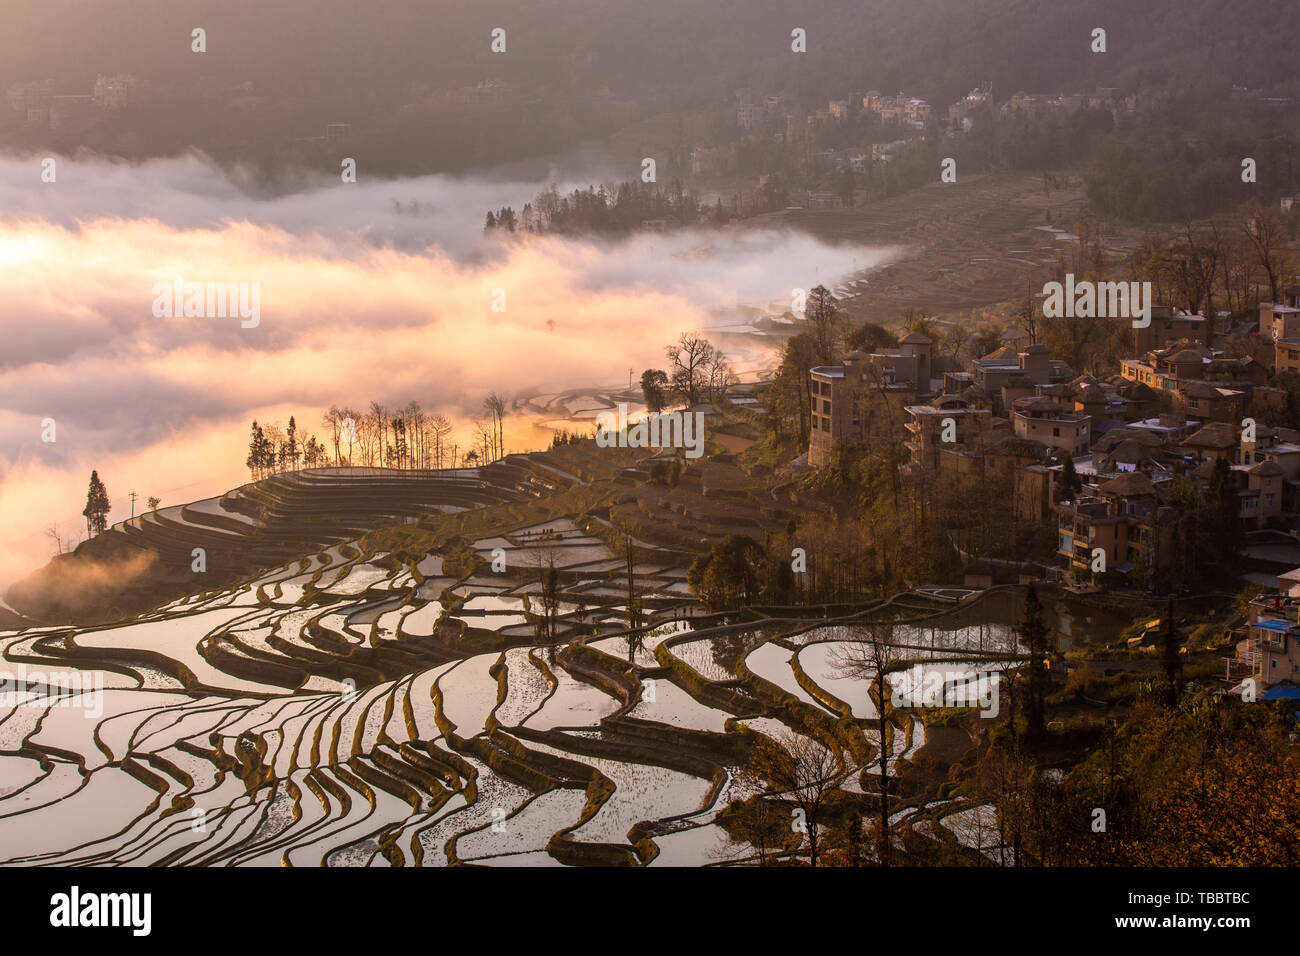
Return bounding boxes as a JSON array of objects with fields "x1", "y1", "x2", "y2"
[{"x1": 0, "y1": 150, "x2": 896, "y2": 593}]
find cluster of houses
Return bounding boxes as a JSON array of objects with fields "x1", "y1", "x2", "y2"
[
  {"x1": 806, "y1": 286, "x2": 1300, "y2": 610},
  {"x1": 1236, "y1": 569, "x2": 1300, "y2": 697},
  {"x1": 736, "y1": 86, "x2": 952, "y2": 136},
  {"x1": 738, "y1": 82, "x2": 1131, "y2": 136},
  {"x1": 5, "y1": 74, "x2": 146, "y2": 129},
  {"x1": 725, "y1": 81, "x2": 1136, "y2": 210},
  {"x1": 1001, "y1": 87, "x2": 1138, "y2": 123}
]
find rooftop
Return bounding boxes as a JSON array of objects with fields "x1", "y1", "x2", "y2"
[
  {"x1": 1099, "y1": 472, "x2": 1156, "y2": 498},
  {"x1": 1013, "y1": 396, "x2": 1088, "y2": 418},
  {"x1": 1182, "y1": 422, "x2": 1239, "y2": 448}
]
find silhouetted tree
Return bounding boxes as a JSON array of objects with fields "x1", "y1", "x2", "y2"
[
  {"x1": 82, "y1": 470, "x2": 110, "y2": 537},
  {"x1": 640, "y1": 369, "x2": 670, "y2": 412},
  {"x1": 1059, "y1": 455, "x2": 1082, "y2": 503}
]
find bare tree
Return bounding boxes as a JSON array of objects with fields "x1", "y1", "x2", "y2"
[
  {"x1": 405, "y1": 400, "x2": 424, "y2": 468},
  {"x1": 1012, "y1": 288, "x2": 1039, "y2": 345},
  {"x1": 429, "y1": 413, "x2": 453, "y2": 469},
  {"x1": 621, "y1": 533, "x2": 641, "y2": 630},
  {"x1": 665, "y1": 332, "x2": 717, "y2": 406},
  {"x1": 736, "y1": 727, "x2": 849, "y2": 867},
  {"x1": 805, "y1": 284, "x2": 841, "y2": 364},
  {"x1": 773, "y1": 331, "x2": 820, "y2": 446},
  {"x1": 339, "y1": 406, "x2": 361, "y2": 465},
  {"x1": 484, "y1": 392, "x2": 506, "y2": 460},
  {"x1": 832, "y1": 620, "x2": 904, "y2": 866},
  {"x1": 716, "y1": 793, "x2": 790, "y2": 866},
  {"x1": 262, "y1": 422, "x2": 286, "y2": 474},
  {"x1": 1243, "y1": 205, "x2": 1291, "y2": 304},
  {"x1": 706, "y1": 347, "x2": 734, "y2": 401},
  {"x1": 535, "y1": 543, "x2": 561, "y2": 643},
  {"x1": 473, "y1": 419, "x2": 492, "y2": 465},
  {"x1": 44, "y1": 523, "x2": 66, "y2": 555},
  {"x1": 322, "y1": 405, "x2": 343, "y2": 465},
  {"x1": 943, "y1": 322, "x2": 975, "y2": 370},
  {"x1": 368, "y1": 401, "x2": 388, "y2": 468}
]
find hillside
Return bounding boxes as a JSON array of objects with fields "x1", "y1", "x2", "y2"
[
  {"x1": 5, "y1": 447, "x2": 639, "y2": 625},
  {"x1": 0, "y1": 484, "x2": 1021, "y2": 866},
  {"x1": 3, "y1": 0, "x2": 1294, "y2": 173}
]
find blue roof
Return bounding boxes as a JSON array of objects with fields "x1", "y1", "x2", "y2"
[
  {"x1": 1255, "y1": 618, "x2": 1295, "y2": 633},
  {"x1": 1262, "y1": 686, "x2": 1300, "y2": 701}
]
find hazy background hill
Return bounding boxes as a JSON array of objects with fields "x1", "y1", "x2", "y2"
[{"x1": 1, "y1": 0, "x2": 1296, "y2": 174}]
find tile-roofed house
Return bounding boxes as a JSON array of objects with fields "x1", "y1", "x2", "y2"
[
  {"x1": 1180, "y1": 421, "x2": 1239, "y2": 462},
  {"x1": 1173, "y1": 381, "x2": 1246, "y2": 423},
  {"x1": 1093, "y1": 427, "x2": 1167, "y2": 453},
  {"x1": 1101, "y1": 439, "x2": 1158, "y2": 471},
  {"x1": 1099, "y1": 471, "x2": 1157, "y2": 500}
]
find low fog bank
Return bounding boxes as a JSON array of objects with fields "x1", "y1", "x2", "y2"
[{"x1": 0, "y1": 152, "x2": 899, "y2": 592}]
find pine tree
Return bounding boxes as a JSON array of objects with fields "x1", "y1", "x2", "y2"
[
  {"x1": 247, "y1": 421, "x2": 261, "y2": 479},
  {"x1": 82, "y1": 470, "x2": 111, "y2": 537},
  {"x1": 286, "y1": 416, "x2": 299, "y2": 471},
  {"x1": 1059, "y1": 454, "x2": 1082, "y2": 503},
  {"x1": 255, "y1": 425, "x2": 272, "y2": 477}
]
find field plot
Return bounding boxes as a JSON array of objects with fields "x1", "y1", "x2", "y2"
[{"x1": 0, "y1": 445, "x2": 1027, "y2": 866}]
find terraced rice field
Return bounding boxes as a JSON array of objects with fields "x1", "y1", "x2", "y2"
[{"x1": 1, "y1": 457, "x2": 1027, "y2": 865}]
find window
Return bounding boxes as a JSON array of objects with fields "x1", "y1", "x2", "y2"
[
  {"x1": 1266, "y1": 494, "x2": 1275, "y2": 508},
  {"x1": 1052, "y1": 427, "x2": 1060, "y2": 437}
]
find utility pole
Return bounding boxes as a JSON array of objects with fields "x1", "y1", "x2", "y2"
[{"x1": 129, "y1": 491, "x2": 137, "y2": 520}]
